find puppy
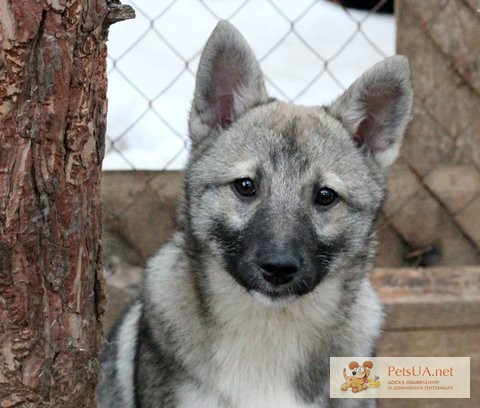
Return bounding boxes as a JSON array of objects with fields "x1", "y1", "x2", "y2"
[
  {"x1": 97, "y1": 20, "x2": 413, "y2": 408},
  {"x1": 341, "y1": 361, "x2": 374, "y2": 393}
]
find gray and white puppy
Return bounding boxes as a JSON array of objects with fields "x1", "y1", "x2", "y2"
[{"x1": 97, "y1": 21, "x2": 413, "y2": 408}]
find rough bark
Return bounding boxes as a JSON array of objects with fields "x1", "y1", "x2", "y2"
[{"x1": 0, "y1": 1, "x2": 132, "y2": 406}]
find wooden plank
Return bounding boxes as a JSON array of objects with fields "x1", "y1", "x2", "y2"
[{"x1": 371, "y1": 267, "x2": 480, "y2": 329}]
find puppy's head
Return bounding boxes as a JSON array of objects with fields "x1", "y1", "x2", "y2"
[
  {"x1": 348, "y1": 361, "x2": 373, "y2": 379},
  {"x1": 184, "y1": 21, "x2": 413, "y2": 302}
]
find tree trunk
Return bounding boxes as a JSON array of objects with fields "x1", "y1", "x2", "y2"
[{"x1": 0, "y1": 1, "x2": 133, "y2": 406}]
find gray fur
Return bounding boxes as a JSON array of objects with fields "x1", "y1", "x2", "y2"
[{"x1": 97, "y1": 21, "x2": 413, "y2": 408}]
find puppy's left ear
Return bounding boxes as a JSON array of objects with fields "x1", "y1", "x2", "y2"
[
  {"x1": 330, "y1": 56, "x2": 413, "y2": 167},
  {"x1": 349, "y1": 361, "x2": 359, "y2": 370},
  {"x1": 189, "y1": 21, "x2": 268, "y2": 144}
]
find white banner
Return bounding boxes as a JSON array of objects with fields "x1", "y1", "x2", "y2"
[{"x1": 330, "y1": 357, "x2": 470, "y2": 399}]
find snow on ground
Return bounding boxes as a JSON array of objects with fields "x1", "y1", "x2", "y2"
[{"x1": 104, "y1": 0, "x2": 395, "y2": 170}]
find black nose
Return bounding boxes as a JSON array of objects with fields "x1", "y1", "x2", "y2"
[
  {"x1": 259, "y1": 254, "x2": 299, "y2": 286},
  {"x1": 352, "y1": 371, "x2": 356, "y2": 375}
]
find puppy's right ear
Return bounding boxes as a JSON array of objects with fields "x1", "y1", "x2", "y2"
[
  {"x1": 349, "y1": 361, "x2": 359, "y2": 370},
  {"x1": 329, "y1": 56, "x2": 413, "y2": 168},
  {"x1": 188, "y1": 21, "x2": 268, "y2": 144},
  {"x1": 363, "y1": 361, "x2": 373, "y2": 369}
]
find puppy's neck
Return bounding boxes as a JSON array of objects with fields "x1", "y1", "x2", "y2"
[{"x1": 203, "y1": 258, "x2": 343, "y2": 334}]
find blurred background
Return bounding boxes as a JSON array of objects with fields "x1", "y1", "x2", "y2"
[
  {"x1": 104, "y1": 0, "x2": 395, "y2": 171},
  {"x1": 102, "y1": 2, "x2": 479, "y2": 405},
  {"x1": 103, "y1": 0, "x2": 479, "y2": 273}
]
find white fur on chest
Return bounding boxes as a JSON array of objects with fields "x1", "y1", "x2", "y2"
[
  {"x1": 176, "y1": 383, "x2": 317, "y2": 408},
  {"x1": 189, "y1": 278, "x2": 341, "y2": 408},
  {"x1": 209, "y1": 313, "x2": 309, "y2": 408},
  {"x1": 147, "y1": 240, "x2": 381, "y2": 408}
]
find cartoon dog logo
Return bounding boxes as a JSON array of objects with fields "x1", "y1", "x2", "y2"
[{"x1": 341, "y1": 361, "x2": 375, "y2": 393}]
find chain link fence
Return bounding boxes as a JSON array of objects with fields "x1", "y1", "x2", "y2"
[
  {"x1": 105, "y1": 0, "x2": 394, "y2": 170},
  {"x1": 102, "y1": 0, "x2": 480, "y2": 282}
]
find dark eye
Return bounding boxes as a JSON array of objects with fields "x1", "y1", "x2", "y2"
[
  {"x1": 314, "y1": 187, "x2": 338, "y2": 206},
  {"x1": 233, "y1": 178, "x2": 256, "y2": 197}
]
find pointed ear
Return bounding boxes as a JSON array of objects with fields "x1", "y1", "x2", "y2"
[
  {"x1": 330, "y1": 56, "x2": 413, "y2": 167},
  {"x1": 188, "y1": 21, "x2": 268, "y2": 144}
]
